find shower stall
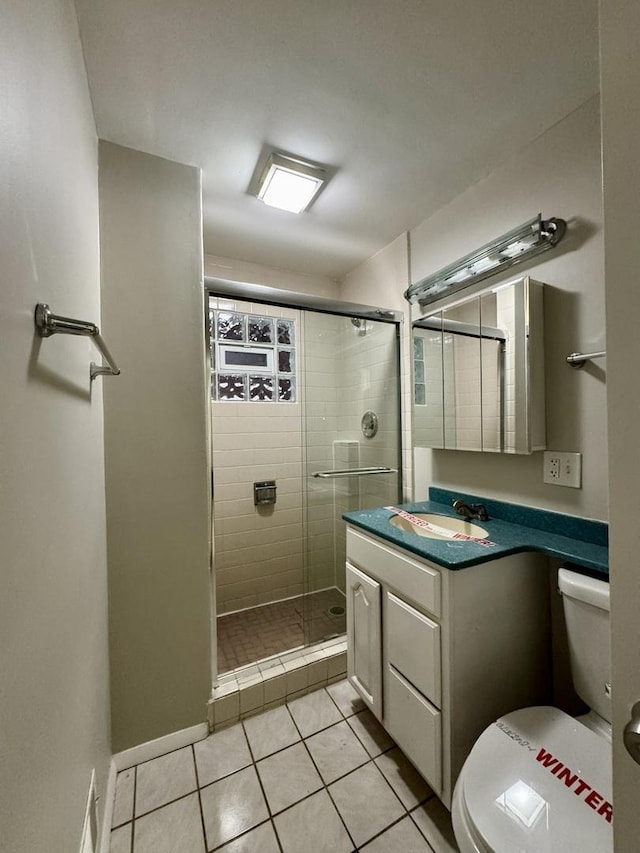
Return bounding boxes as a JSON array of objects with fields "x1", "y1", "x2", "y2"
[{"x1": 207, "y1": 283, "x2": 401, "y2": 675}]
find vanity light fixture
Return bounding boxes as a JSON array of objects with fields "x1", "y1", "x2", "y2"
[
  {"x1": 254, "y1": 151, "x2": 328, "y2": 214},
  {"x1": 405, "y1": 214, "x2": 566, "y2": 306}
]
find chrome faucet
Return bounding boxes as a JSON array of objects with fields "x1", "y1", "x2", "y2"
[{"x1": 452, "y1": 499, "x2": 489, "y2": 522}]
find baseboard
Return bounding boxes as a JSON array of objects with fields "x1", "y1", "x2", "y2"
[
  {"x1": 113, "y1": 722, "x2": 209, "y2": 772},
  {"x1": 98, "y1": 760, "x2": 117, "y2": 853}
]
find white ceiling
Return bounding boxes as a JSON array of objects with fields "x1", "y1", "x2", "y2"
[{"x1": 74, "y1": 0, "x2": 599, "y2": 280}]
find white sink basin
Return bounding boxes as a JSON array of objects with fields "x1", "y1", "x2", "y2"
[{"x1": 389, "y1": 512, "x2": 488, "y2": 540}]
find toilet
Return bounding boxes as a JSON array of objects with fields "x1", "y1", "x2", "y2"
[{"x1": 452, "y1": 567, "x2": 612, "y2": 852}]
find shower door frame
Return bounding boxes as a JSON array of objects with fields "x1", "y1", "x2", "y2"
[{"x1": 205, "y1": 277, "x2": 403, "y2": 685}]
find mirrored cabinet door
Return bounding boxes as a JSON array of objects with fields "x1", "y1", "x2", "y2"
[
  {"x1": 479, "y1": 291, "x2": 504, "y2": 452},
  {"x1": 411, "y1": 276, "x2": 545, "y2": 455},
  {"x1": 442, "y1": 298, "x2": 482, "y2": 451},
  {"x1": 413, "y1": 313, "x2": 444, "y2": 449}
]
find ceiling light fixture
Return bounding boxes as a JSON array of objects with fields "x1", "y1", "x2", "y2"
[
  {"x1": 405, "y1": 214, "x2": 567, "y2": 306},
  {"x1": 254, "y1": 152, "x2": 327, "y2": 214}
]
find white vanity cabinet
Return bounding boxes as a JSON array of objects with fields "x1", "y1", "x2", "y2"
[{"x1": 346, "y1": 526, "x2": 549, "y2": 809}]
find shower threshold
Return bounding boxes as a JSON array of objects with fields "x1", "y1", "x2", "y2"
[{"x1": 217, "y1": 587, "x2": 346, "y2": 674}]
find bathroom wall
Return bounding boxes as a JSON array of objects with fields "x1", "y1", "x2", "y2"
[
  {"x1": 100, "y1": 143, "x2": 212, "y2": 751},
  {"x1": 408, "y1": 96, "x2": 606, "y2": 520},
  {"x1": 205, "y1": 253, "x2": 340, "y2": 299},
  {"x1": 0, "y1": 2, "x2": 111, "y2": 850}
]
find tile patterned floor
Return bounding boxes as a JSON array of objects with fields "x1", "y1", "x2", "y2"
[
  {"x1": 110, "y1": 680, "x2": 459, "y2": 853},
  {"x1": 217, "y1": 589, "x2": 346, "y2": 673}
]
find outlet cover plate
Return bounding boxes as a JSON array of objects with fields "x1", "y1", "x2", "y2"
[{"x1": 543, "y1": 451, "x2": 582, "y2": 489}]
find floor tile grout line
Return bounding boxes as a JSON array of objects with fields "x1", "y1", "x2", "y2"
[
  {"x1": 285, "y1": 698, "x2": 359, "y2": 852},
  {"x1": 240, "y1": 717, "x2": 284, "y2": 853},
  {"x1": 361, "y1": 750, "x2": 416, "y2": 816},
  {"x1": 130, "y1": 788, "x2": 200, "y2": 823},
  {"x1": 209, "y1": 818, "x2": 278, "y2": 853},
  {"x1": 130, "y1": 766, "x2": 136, "y2": 853},
  {"x1": 344, "y1": 711, "x2": 397, "y2": 761},
  {"x1": 333, "y1": 758, "x2": 410, "y2": 848},
  {"x1": 269, "y1": 816, "x2": 286, "y2": 853},
  {"x1": 356, "y1": 811, "x2": 421, "y2": 851},
  {"x1": 119, "y1": 682, "x2": 443, "y2": 853},
  {"x1": 191, "y1": 743, "x2": 209, "y2": 853},
  {"x1": 241, "y1": 717, "x2": 286, "y2": 853},
  {"x1": 407, "y1": 804, "x2": 440, "y2": 853}
]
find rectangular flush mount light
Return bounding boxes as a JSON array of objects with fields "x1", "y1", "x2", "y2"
[
  {"x1": 405, "y1": 214, "x2": 566, "y2": 306},
  {"x1": 255, "y1": 152, "x2": 326, "y2": 214}
]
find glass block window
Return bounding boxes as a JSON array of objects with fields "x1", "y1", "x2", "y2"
[
  {"x1": 210, "y1": 307, "x2": 297, "y2": 403},
  {"x1": 217, "y1": 374, "x2": 246, "y2": 401},
  {"x1": 249, "y1": 375, "x2": 274, "y2": 401},
  {"x1": 248, "y1": 317, "x2": 274, "y2": 343},
  {"x1": 278, "y1": 348, "x2": 295, "y2": 374},
  {"x1": 278, "y1": 377, "x2": 295, "y2": 402},
  {"x1": 217, "y1": 312, "x2": 245, "y2": 341},
  {"x1": 277, "y1": 320, "x2": 295, "y2": 346}
]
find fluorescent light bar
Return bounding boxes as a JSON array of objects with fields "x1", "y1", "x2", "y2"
[
  {"x1": 405, "y1": 215, "x2": 566, "y2": 306},
  {"x1": 255, "y1": 152, "x2": 326, "y2": 214}
]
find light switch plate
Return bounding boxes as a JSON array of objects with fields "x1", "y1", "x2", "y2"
[{"x1": 543, "y1": 451, "x2": 582, "y2": 488}]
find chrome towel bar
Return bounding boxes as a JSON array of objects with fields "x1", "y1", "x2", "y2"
[
  {"x1": 566, "y1": 350, "x2": 606, "y2": 368},
  {"x1": 34, "y1": 303, "x2": 120, "y2": 380},
  {"x1": 312, "y1": 467, "x2": 397, "y2": 478}
]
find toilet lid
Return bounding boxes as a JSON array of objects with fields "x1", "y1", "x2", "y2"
[{"x1": 460, "y1": 706, "x2": 612, "y2": 853}]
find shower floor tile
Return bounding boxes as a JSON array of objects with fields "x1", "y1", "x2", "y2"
[{"x1": 217, "y1": 588, "x2": 345, "y2": 673}]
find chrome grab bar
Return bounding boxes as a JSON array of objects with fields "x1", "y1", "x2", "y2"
[
  {"x1": 34, "y1": 303, "x2": 120, "y2": 380},
  {"x1": 312, "y1": 467, "x2": 397, "y2": 479},
  {"x1": 566, "y1": 350, "x2": 606, "y2": 368}
]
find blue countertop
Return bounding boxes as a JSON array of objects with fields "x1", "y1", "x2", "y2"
[{"x1": 343, "y1": 488, "x2": 608, "y2": 577}]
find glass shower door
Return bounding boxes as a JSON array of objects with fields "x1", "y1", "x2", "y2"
[{"x1": 300, "y1": 312, "x2": 401, "y2": 645}]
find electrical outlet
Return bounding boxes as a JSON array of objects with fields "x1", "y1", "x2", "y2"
[{"x1": 543, "y1": 451, "x2": 582, "y2": 488}]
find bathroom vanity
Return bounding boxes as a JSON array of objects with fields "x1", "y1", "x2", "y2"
[
  {"x1": 345, "y1": 525, "x2": 550, "y2": 808},
  {"x1": 344, "y1": 492, "x2": 608, "y2": 809}
]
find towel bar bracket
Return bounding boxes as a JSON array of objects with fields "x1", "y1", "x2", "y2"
[
  {"x1": 34, "y1": 303, "x2": 120, "y2": 380},
  {"x1": 566, "y1": 350, "x2": 606, "y2": 369}
]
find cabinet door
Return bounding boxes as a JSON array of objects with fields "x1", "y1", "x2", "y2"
[{"x1": 346, "y1": 562, "x2": 382, "y2": 719}]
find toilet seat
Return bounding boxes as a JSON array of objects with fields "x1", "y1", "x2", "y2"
[{"x1": 453, "y1": 706, "x2": 612, "y2": 853}]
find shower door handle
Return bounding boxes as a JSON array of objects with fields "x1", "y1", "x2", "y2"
[{"x1": 312, "y1": 467, "x2": 397, "y2": 478}]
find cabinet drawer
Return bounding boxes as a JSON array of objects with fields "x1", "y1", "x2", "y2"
[
  {"x1": 384, "y1": 665, "x2": 442, "y2": 794},
  {"x1": 346, "y1": 528, "x2": 441, "y2": 618},
  {"x1": 386, "y1": 592, "x2": 441, "y2": 707}
]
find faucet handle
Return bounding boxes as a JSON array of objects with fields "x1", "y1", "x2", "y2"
[{"x1": 471, "y1": 503, "x2": 489, "y2": 522}]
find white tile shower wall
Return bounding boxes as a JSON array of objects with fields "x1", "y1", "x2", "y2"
[{"x1": 211, "y1": 300, "x2": 306, "y2": 614}]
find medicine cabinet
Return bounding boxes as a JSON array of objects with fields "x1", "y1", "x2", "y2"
[{"x1": 412, "y1": 276, "x2": 545, "y2": 454}]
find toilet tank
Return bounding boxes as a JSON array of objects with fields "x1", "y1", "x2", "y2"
[{"x1": 558, "y1": 568, "x2": 611, "y2": 723}]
